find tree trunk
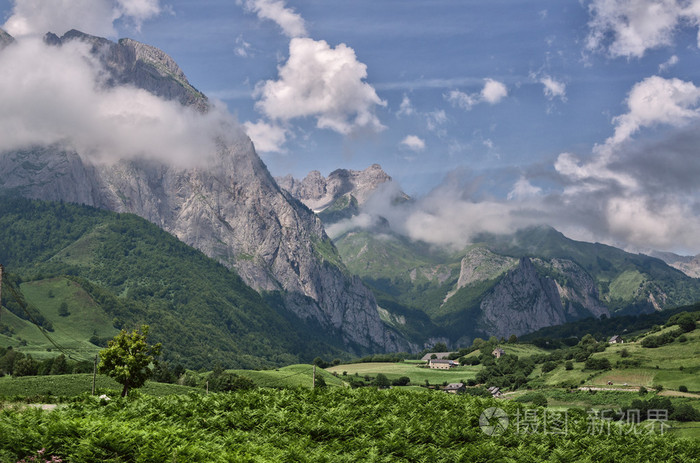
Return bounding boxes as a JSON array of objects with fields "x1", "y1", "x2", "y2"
[{"x1": 121, "y1": 382, "x2": 129, "y2": 397}]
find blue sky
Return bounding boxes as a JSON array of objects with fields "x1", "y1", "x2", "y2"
[{"x1": 3, "y1": 0, "x2": 700, "y2": 254}]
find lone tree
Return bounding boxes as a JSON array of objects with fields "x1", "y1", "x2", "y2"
[{"x1": 98, "y1": 325, "x2": 161, "y2": 397}]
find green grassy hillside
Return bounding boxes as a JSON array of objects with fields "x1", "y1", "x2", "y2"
[{"x1": 0, "y1": 196, "x2": 346, "y2": 369}]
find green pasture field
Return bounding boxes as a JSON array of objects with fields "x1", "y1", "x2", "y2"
[
  {"x1": 668, "y1": 421, "x2": 700, "y2": 439},
  {"x1": 0, "y1": 374, "x2": 197, "y2": 398},
  {"x1": 326, "y1": 361, "x2": 478, "y2": 384},
  {"x1": 229, "y1": 364, "x2": 346, "y2": 388},
  {"x1": 462, "y1": 343, "x2": 549, "y2": 359},
  {"x1": 0, "y1": 277, "x2": 117, "y2": 359}
]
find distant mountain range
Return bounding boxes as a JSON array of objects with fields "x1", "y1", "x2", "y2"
[{"x1": 279, "y1": 167, "x2": 700, "y2": 348}]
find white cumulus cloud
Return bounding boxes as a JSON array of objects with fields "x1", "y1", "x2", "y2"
[
  {"x1": 400, "y1": 135, "x2": 425, "y2": 152},
  {"x1": 3, "y1": 0, "x2": 162, "y2": 37},
  {"x1": 609, "y1": 75, "x2": 700, "y2": 145},
  {"x1": 241, "y1": 0, "x2": 307, "y2": 38},
  {"x1": 446, "y1": 78, "x2": 507, "y2": 110},
  {"x1": 540, "y1": 75, "x2": 567, "y2": 101},
  {"x1": 585, "y1": 0, "x2": 700, "y2": 58},
  {"x1": 481, "y1": 78, "x2": 508, "y2": 104},
  {"x1": 254, "y1": 37, "x2": 386, "y2": 135}
]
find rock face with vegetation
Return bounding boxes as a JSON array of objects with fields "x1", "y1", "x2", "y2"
[{"x1": 0, "y1": 30, "x2": 411, "y2": 354}]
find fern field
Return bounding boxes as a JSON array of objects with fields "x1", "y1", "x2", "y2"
[{"x1": 1, "y1": 388, "x2": 698, "y2": 462}]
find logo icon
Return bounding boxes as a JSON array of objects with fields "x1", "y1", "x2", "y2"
[{"x1": 479, "y1": 407, "x2": 509, "y2": 436}]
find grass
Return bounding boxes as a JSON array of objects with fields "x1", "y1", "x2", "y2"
[
  {"x1": 229, "y1": 364, "x2": 346, "y2": 388},
  {"x1": 0, "y1": 374, "x2": 197, "y2": 398},
  {"x1": 1, "y1": 276, "x2": 117, "y2": 359},
  {"x1": 326, "y1": 362, "x2": 477, "y2": 385},
  {"x1": 608, "y1": 269, "x2": 646, "y2": 301},
  {"x1": 667, "y1": 421, "x2": 700, "y2": 439}
]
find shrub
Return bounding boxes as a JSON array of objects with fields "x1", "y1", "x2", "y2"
[
  {"x1": 677, "y1": 313, "x2": 697, "y2": 332},
  {"x1": 514, "y1": 392, "x2": 548, "y2": 407},
  {"x1": 671, "y1": 404, "x2": 700, "y2": 422},
  {"x1": 584, "y1": 357, "x2": 610, "y2": 370},
  {"x1": 679, "y1": 385, "x2": 688, "y2": 393},
  {"x1": 391, "y1": 376, "x2": 410, "y2": 386},
  {"x1": 541, "y1": 361, "x2": 557, "y2": 373},
  {"x1": 374, "y1": 374, "x2": 390, "y2": 388}
]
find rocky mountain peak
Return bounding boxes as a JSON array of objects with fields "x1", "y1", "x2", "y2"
[
  {"x1": 276, "y1": 164, "x2": 395, "y2": 211},
  {"x1": 44, "y1": 29, "x2": 208, "y2": 112}
]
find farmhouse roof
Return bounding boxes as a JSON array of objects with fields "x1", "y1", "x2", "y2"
[
  {"x1": 429, "y1": 359, "x2": 454, "y2": 364},
  {"x1": 421, "y1": 352, "x2": 454, "y2": 361}
]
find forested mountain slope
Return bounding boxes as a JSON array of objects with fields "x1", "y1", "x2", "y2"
[{"x1": 0, "y1": 196, "x2": 351, "y2": 368}]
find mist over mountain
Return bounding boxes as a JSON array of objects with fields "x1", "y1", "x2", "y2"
[{"x1": 0, "y1": 29, "x2": 412, "y2": 354}]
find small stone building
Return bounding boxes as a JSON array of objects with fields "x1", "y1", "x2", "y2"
[{"x1": 428, "y1": 359, "x2": 457, "y2": 370}]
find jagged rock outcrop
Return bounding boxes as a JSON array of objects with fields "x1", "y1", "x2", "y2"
[
  {"x1": 0, "y1": 30, "x2": 413, "y2": 353},
  {"x1": 479, "y1": 257, "x2": 568, "y2": 338},
  {"x1": 541, "y1": 258, "x2": 609, "y2": 319},
  {"x1": 276, "y1": 164, "x2": 395, "y2": 211}
]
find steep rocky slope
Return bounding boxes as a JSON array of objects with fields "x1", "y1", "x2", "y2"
[{"x1": 0, "y1": 30, "x2": 411, "y2": 354}]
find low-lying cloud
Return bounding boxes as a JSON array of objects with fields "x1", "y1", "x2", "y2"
[
  {"x1": 0, "y1": 36, "x2": 240, "y2": 169},
  {"x1": 3, "y1": 0, "x2": 162, "y2": 38}
]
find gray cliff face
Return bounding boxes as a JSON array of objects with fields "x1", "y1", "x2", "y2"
[
  {"x1": 277, "y1": 164, "x2": 393, "y2": 211},
  {"x1": 0, "y1": 31, "x2": 411, "y2": 353},
  {"x1": 478, "y1": 257, "x2": 568, "y2": 338},
  {"x1": 477, "y1": 256, "x2": 610, "y2": 338},
  {"x1": 540, "y1": 258, "x2": 610, "y2": 319}
]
